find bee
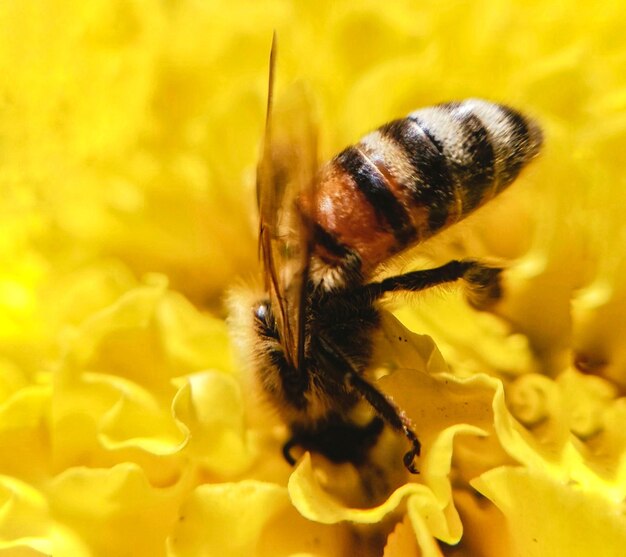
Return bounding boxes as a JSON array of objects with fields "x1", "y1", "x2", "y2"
[{"x1": 241, "y1": 37, "x2": 543, "y2": 475}]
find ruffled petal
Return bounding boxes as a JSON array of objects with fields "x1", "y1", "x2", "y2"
[
  {"x1": 474, "y1": 466, "x2": 626, "y2": 557},
  {"x1": 51, "y1": 463, "x2": 190, "y2": 557},
  {"x1": 168, "y1": 481, "x2": 289, "y2": 557},
  {"x1": 382, "y1": 516, "x2": 422, "y2": 557},
  {"x1": 0, "y1": 476, "x2": 50, "y2": 555},
  {"x1": 171, "y1": 371, "x2": 251, "y2": 476},
  {"x1": 0, "y1": 386, "x2": 51, "y2": 483}
]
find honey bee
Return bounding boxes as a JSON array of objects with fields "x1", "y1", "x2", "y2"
[{"x1": 239, "y1": 38, "x2": 542, "y2": 475}]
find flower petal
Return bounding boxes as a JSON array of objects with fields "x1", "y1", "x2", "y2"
[
  {"x1": 474, "y1": 466, "x2": 626, "y2": 557},
  {"x1": 168, "y1": 481, "x2": 289, "y2": 557},
  {"x1": 383, "y1": 516, "x2": 422, "y2": 557},
  {"x1": 0, "y1": 385, "x2": 50, "y2": 483},
  {"x1": 0, "y1": 476, "x2": 50, "y2": 555},
  {"x1": 171, "y1": 371, "x2": 251, "y2": 476},
  {"x1": 98, "y1": 377, "x2": 189, "y2": 455},
  {"x1": 51, "y1": 463, "x2": 190, "y2": 557}
]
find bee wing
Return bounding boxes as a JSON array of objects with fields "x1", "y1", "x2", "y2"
[{"x1": 257, "y1": 35, "x2": 319, "y2": 369}]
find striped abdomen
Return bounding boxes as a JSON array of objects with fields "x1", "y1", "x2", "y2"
[{"x1": 307, "y1": 99, "x2": 543, "y2": 278}]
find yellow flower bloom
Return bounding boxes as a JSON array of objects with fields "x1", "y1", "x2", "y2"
[{"x1": 2, "y1": 0, "x2": 626, "y2": 555}]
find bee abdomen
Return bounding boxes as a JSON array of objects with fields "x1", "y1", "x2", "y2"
[
  {"x1": 312, "y1": 99, "x2": 542, "y2": 277},
  {"x1": 374, "y1": 99, "x2": 542, "y2": 230}
]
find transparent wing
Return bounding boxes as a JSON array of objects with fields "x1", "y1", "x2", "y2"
[{"x1": 257, "y1": 35, "x2": 319, "y2": 370}]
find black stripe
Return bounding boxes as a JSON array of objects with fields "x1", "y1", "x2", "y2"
[
  {"x1": 438, "y1": 101, "x2": 462, "y2": 111},
  {"x1": 313, "y1": 223, "x2": 350, "y2": 259},
  {"x1": 312, "y1": 222, "x2": 363, "y2": 284},
  {"x1": 336, "y1": 146, "x2": 415, "y2": 247},
  {"x1": 381, "y1": 117, "x2": 454, "y2": 231},
  {"x1": 449, "y1": 107, "x2": 495, "y2": 211},
  {"x1": 496, "y1": 105, "x2": 530, "y2": 188}
]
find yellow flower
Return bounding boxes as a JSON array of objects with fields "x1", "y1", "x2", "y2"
[{"x1": 2, "y1": 0, "x2": 626, "y2": 556}]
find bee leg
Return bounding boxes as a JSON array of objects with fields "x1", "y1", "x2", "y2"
[
  {"x1": 282, "y1": 436, "x2": 300, "y2": 466},
  {"x1": 344, "y1": 369, "x2": 421, "y2": 474},
  {"x1": 462, "y1": 264, "x2": 503, "y2": 310},
  {"x1": 318, "y1": 335, "x2": 422, "y2": 473},
  {"x1": 363, "y1": 259, "x2": 502, "y2": 306}
]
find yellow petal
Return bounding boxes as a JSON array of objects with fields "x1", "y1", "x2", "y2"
[
  {"x1": 0, "y1": 476, "x2": 50, "y2": 555},
  {"x1": 406, "y1": 500, "x2": 446, "y2": 557},
  {"x1": 64, "y1": 275, "x2": 233, "y2": 389},
  {"x1": 288, "y1": 453, "x2": 448, "y2": 556},
  {"x1": 474, "y1": 466, "x2": 626, "y2": 557},
  {"x1": 256, "y1": 503, "x2": 354, "y2": 557},
  {"x1": 171, "y1": 371, "x2": 251, "y2": 476},
  {"x1": 0, "y1": 386, "x2": 51, "y2": 483},
  {"x1": 383, "y1": 516, "x2": 421, "y2": 557},
  {"x1": 375, "y1": 312, "x2": 448, "y2": 374},
  {"x1": 98, "y1": 376, "x2": 188, "y2": 455},
  {"x1": 51, "y1": 463, "x2": 189, "y2": 557},
  {"x1": 52, "y1": 522, "x2": 92, "y2": 557},
  {"x1": 493, "y1": 371, "x2": 626, "y2": 502},
  {"x1": 41, "y1": 261, "x2": 138, "y2": 334},
  {"x1": 394, "y1": 297, "x2": 536, "y2": 379},
  {"x1": 0, "y1": 359, "x2": 28, "y2": 404},
  {"x1": 453, "y1": 488, "x2": 513, "y2": 557},
  {"x1": 557, "y1": 368, "x2": 617, "y2": 439},
  {"x1": 54, "y1": 371, "x2": 187, "y2": 484},
  {"x1": 168, "y1": 481, "x2": 289, "y2": 557},
  {"x1": 63, "y1": 276, "x2": 172, "y2": 388},
  {"x1": 157, "y1": 293, "x2": 235, "y2": 374},
  {"x1": 378, "y1": 367, "x2": 496, "y2": 451}
]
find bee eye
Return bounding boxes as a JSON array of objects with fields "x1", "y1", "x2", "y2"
[
  {"x1": 254, "y1": 301, "x2": 279, "y2": 340},
  {"x1": 254, "y1": 301, "x2": 271, "y2": 327}
]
